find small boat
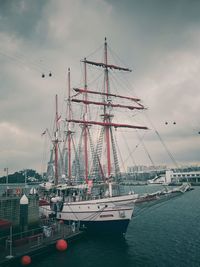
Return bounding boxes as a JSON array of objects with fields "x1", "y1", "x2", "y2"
[{"x1": 147, "y1": 174, "x2": 168, "y2": 185}]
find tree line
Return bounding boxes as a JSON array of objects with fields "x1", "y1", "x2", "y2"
[{"x1": 0, "y1": 169, "x2": 43, "y2": 184}]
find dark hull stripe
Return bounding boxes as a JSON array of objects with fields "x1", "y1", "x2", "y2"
[{"x1": 65, "y1": 219, "x2": 130, "y2": 235}]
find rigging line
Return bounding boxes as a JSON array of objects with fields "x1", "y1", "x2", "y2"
[
  {"x1": 86, "y1": 206, "x2": 107, "y2": 221},
  {"x1": 58, "y1": 143, "x2": 64, "y2": 174},
  {"x1": 107, "y1": 44, "x2": 131, "y2": 72},
  {"x1": 123, "y1": 132, "x2": 146, "y2": 164},
  {"x1": 71, "y1": 137, "x2": 81, "y2": 180},
  {"x1": 88, "y1": 130, "x2": 96, "y2": 177},
  {"x1": 72, "y1": 72, "x2": 104, "y2": 94},
  {"x1": 136, "y1": 131, "x2": 156, "y2": 169},
  {"x1": 155, "y1": 130, "x2": 179, "y2": 169},
  {"x1": 134, "y1": 205, "x2": 156, "y2": 218},
  {"x1": 118, "y1": 131, "x2": 138, "y2": 184},
  {"x1": 84, "y1": 43, "x2": 104, "y2": 59},
  {"x1": 61, "y1": 126, "x2": 68, "y2": 156},
  {"x1": 0, "y1": 48, "x2": 50, "y2": 72},
  {"x1": 109, "y1": 71, "x2": 128, "y2": 94},
  {"x1": 90, "y1": 127, "x2": 105, "y2": 181},
  {"x1": 65, "y1": 199, "x2": 107, "y2": 222},
  {"x1": 119, "y1": 129, "x2": 137, "y2": 168},
  {"x1": 134, "y1": 193, "x2": 183, "y2": 218},
  {"x1": 87, "y1": 67, "x2": 104, "y2": 87},
  {"x1": 0, "y1": 51, "x2": 43, "y2": 73},
  {"x1": 107, "y1": 62, "x2": 130, "y2": 86},
  {"x1": 110, "y1": 127, "x2": 121, "y2": 180},
  {"x1": 108, "y1": 71, "x2": 140, "y2": 105},
  {"x1": 0, "y1": 48, "x2": 64, "y2": 80},
  {"x1": 43, "y1": 128, "x2": 52, "y2": 143},
  {"x1": 0, "y1": 50, "x2": 65, "y2": 83},
  {"x1": 78, "y1": 128, "x2": 85, "y2": 174},
  {"x1": 75, "y1": 61, "x2": 85, "y2": 89},
  {"x1": 87, "y1": 128, "x2": 96, "y2": 176},
  {"x1": 66, "y1": 203, "x2": 80, "y2": 221},
  {"x1": 47, "y1": 102, "x2": 58, "y2": 145},
  {"x1": 81, "y1": 206, "x2": 107, "y2": 221},
  {"x1": 145, "y1": 113, "x2": 179, "y2": 169},
  {"x1": 113, "y1": 105, "x2": 147, "y2": 165},
  {"x1": 60, "y1": 87, "x2": 68, "y2": 120},
  {"x1": 109, "y1": 68, "x2": 142, "y2": 105},
  {"x1": 111, "y1": 128, "x2": 125, "y2": 175},
  {"x1": 115, "y1": 135, "x2": 126, "y2": 175}
]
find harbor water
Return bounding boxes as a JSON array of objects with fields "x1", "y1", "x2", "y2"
[{"x1": 6, "y1": 184, "x2": 199, "y2": 267}]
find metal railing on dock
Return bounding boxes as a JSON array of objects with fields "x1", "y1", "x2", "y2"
[{"x1": 0, "y1": 219, "x2": 81, "y2": 264}]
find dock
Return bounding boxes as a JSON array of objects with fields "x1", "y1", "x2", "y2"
[{"x1": 0, "y1": 220, "x2": 83, "y2": 266}]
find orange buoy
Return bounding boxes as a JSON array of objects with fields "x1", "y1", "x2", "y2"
[
  {"x1": 56, "y1": 239, "x2": 68, "y2": 251},
  {"x1": 21, "y1": 255, "x2": 31, "y2": 265}
]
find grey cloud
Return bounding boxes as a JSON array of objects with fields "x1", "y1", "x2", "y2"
[
  {"x1": 0, "y1": 0, "x2": 48, "y2": 39},
  {"x1": 0, "y1": 0, "x2": 200, "y2": 175}
]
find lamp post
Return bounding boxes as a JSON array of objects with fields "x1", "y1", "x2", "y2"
[
  {"x1": 24, "y1": 169, "x2": 29, "y2": 190},
  {"x1": 4, "y1": 167, "x2": 8, "y2": 197},
  {"x1": 4, "y1": 167, "x2": 8, "y2": 185},
  {"x1": 6, "y1": 225, "x2": 13, "y2": 259},
  {"x1": 24, "y1": 169, "x2": 27, "y2": 186}
]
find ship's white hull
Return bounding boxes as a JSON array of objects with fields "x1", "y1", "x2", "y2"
[{"x1": 40, "y1": 194, "x2": 137, "y2": 235}]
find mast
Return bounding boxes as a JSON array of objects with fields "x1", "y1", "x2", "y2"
[
  {"x1": 83, "y1": 58, "x2": 89, "y2": 183},
  {"x1": 67, "y1": 68, "x2": 72, "y2": 183},
  {"x1": 54, "y1": 94, "x2": 59, "y2": 186},
  {"x1": 68, "y1": 38, "x2": 148, "y2": 180},
  {"x1": 104, "y1": 37, "x2": 111, "y2": 177}
]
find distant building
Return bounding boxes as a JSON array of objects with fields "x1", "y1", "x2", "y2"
[
  {"x1": 169, "y1": 170, "x2": 200, "y2": 184},
  {"x1": 148, "y1": 170, "x2": 200, "y2": 184},
  {"x1": 127, "y1": 165, "x2": 167, "y2": 173}
]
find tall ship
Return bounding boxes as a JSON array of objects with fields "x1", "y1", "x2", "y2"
[{"x1": 40, "y1": 38, "x2": 148, "y2": 235}]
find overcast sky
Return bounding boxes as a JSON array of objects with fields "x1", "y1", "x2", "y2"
[{"x1": 0, "y1": 0, "x2": 200, "y2": 176}]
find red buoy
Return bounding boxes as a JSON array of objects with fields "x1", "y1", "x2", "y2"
[
  {"x1": 21, "y1": 255, "x2": 31, "y2": 265},
  {"x1": 56, "y1": 239, "x2": 68, "y2": 251}
]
